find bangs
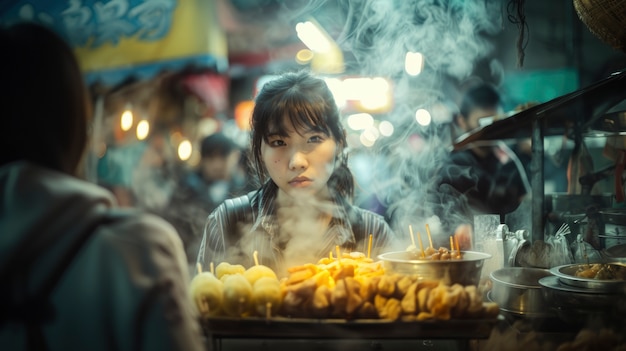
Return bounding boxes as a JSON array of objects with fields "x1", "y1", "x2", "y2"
[{"x1": 262, "y1": 91, "x2": 331, "y2": 139}]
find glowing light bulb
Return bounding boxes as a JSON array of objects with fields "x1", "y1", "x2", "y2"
[
  {"x1": 136, "y1": 120, "x2": 150, "y2": 140},
  {"x1": 405, "y1": 52, "x2": 424, "y2": 76},
  {"x1": 178, "y1": 139, "x2": 192, "y2": 161},
  {"x1": 379, "y1": 120, "x2": 394, "y2": 136},
  {"x1": 415, "y1": 109, "x2": 431, "y2": 126},
  {"x1": 120, "y1": 109, "x2": 133, "y2": 131}
]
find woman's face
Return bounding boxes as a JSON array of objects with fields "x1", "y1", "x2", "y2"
[{"x1": 261, "y1": 116, "x2": 338, "y2": 199}]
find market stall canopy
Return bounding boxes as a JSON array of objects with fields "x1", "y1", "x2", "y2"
[
  {"x1": 454, "y1": 68, "x2": 626, "y2": 150},
  {"x1": 0, "y1": 0, "x2": 228, "y2": 86}
]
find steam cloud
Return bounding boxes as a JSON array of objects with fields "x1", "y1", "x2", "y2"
[{"x1": 283, "y1": 0, "x2": 505, "y2": 245}]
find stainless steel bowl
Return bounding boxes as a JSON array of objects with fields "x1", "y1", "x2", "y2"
[
  {"x1": 489, "y1": 267, "x2": 553, "y2": 317},
  {"x1": 549, "y1": 263, "x2": 626, "y2": 293},
  {"x1": 377, "y1": 251, "x2": 491, "y2": 286},
  {"x1": 539, "y1": 275, "x2": 626, "y2": 324}
]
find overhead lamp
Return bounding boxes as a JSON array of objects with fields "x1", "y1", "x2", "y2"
[{"x1": 296, "y1": 20, "x2": 332, "y2": 53}]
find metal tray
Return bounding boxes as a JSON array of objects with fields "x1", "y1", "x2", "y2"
[
  {"x1": 202, "y1": 315, "x2": 502, "y2": 340},
  {"x1": 549, "y1": 263, "x2": 626, "y2": 292}
]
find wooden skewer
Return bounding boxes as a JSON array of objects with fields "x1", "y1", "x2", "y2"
[
  {"x1": 367, "y1": 234, "x2": 373, "y2": 259},
  {"x1": 253, "y1": 250, "x2": 259, "y2": 266},
  {"x1": 450, "y1": 236, "x2": 454, "y2": 252},
  {"x1": 196, "y1": 262, "x2": 203, "y2": 274},
  {"x1": 409, "y1": 225, "x2": 416, "y2": 247},
  {"x1": 336, "y1": 245, "x2": 342, "y2": 267},
  {"x1": 210, "y1": 262, "x2": 215, "y2": 275},
  {"x1": 266, "y1": 302, "x2": 272, "y2": 320},
  {"x1": 416, "y1": 231, "x2": 425, "y2": 258},
  {"x1": 425, "y1": 224, "x2": 434, "y2": 248}
]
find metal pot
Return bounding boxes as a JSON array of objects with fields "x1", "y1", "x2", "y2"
[
  {"x1": 377, "y1": 251, "x2": 491, "y2": 286},
  {"x1": 489, "y1": 267, "x2": 553, "y2": 317}
]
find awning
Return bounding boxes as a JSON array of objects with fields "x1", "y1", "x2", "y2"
[{"x1": 0, "y1": 0, "x2": 228, "y2": 86}]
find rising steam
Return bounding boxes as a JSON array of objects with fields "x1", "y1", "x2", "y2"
[{"x1": 280, "y1": 0, "x2": 506, "y2": 244}]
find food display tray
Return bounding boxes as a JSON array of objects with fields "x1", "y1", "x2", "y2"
[{"x1": 202, "y1": 315, "x2": 502, "y2": 340}]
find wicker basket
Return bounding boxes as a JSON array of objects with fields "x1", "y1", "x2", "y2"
[{"x1": 573, "y1": 0, "x2": 626, "y2": 52}]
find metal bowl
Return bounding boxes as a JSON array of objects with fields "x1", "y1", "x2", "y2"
[
  {"x1": 539, "y1": 275, "x2": 626, "y2": 324},
  {"x1": 377, "y1": 251, "x2": 491, "y2": 286},
  {"x1": 549, "y1": 263, "x2": 626, "y2": 293},
  {"x1": 489, "y1": 267, "x2": 553, "y2": 317}
]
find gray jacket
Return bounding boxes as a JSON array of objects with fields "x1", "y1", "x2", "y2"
[{"x1": 0, "y1": 162, "x2": 204, "y2": 351}]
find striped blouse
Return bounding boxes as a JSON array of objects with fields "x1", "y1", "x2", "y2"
[{"x1": 196, "y1": 183, "x2": 397, "y2": 276}]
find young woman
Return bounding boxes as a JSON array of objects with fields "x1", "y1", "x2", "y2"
[{"x1": 197, "y1": 71, "x2": 397, "y2": 276}]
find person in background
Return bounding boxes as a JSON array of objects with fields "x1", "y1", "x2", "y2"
[
  {"x1": 197, "y1": 70, "x2": 397, "y2": 276},
  {"x1": 167, "y1": 131, "x2": 254, "y2": 264},
  {"x1": 0, "y1": 22, "x2": 204, "y2": 351},
  {"x1": 436, "y1": 83, "x2": 529, "y2": 240},
  {"x1": 188, "y1": 132, "x2": 251, "y2": 212}
]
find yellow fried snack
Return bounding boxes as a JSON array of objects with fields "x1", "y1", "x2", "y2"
[
  {"x1": 376, "y1": 275, "x2": 396, "y2": 298},
  {"x1": 331, "y1": 279, "x2": 348, "y2": 317},
  {"x1": 356, "y1": 301, "x2": 378, "y2": 319},
  {"x1": 189, "y1": 272, "x2": 223, "y2": 317},
  {"x1": 244, "y1": 265, "x2": 278, "y2": 286},
  {"x1": 448, "y1": 284, "x2": 467, "y2": 318},
  {"x1": 400, "y1": 282, "x2": 418, "y2": 315},
  {"x1": 252, "y1": 276, "x2": 282, "y2": 317},
  {"x1": 215, "y1": 262, "x2": 245, "y2": 280},
  {"x1": 285, "y1": 266, "x2": 317, "y2": 285},
  {"x1": 222, "y1": 274, "x2": 253, "y2": 317},
  {"x1": 311, "y1": 285, "x2": 332, "y2": 318},
  {"x1": 395, "y1": 275, "x2": 415, "y2": 298},
  {"x1": 379, "y1": 298, "x2": 402, "y2": 320},
  {"x1": 427, "y1": 284, "x2": 452, "y2": 320},
  {"x1": 344, "y1": 277, "x2": 364, "y2": 316},
  {"x1": 417, "y1": 286, "x2": 432, "y2": 313}
]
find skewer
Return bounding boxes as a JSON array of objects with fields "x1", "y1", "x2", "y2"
[
  {"x1": 253, "y1": 250, "x2": 259, "y2": 266},
  {"x1": 450, "y1": 236, "x2": 454, "y2": 252},
  {"x1": 196, "y1": 262, "x2": 203, "y2": 274},
  {"x1": 454, "y1": 235, "x2": 462, "y2": 259},
  {"x1": 367, "y1": 234, "x2": 373, "y2": 259},
  {"x1": 416, "y1": 231, "x2": 425, "y2": 258},
  {"x1": 425, "y1": 224, "x2": 434, "y2": 248},
  {"x1": 336, "y1": 245, "x2": 342, "y2": 267},
  {"x1": 266, "y1": 302, "x2": 272, "y2": 320},
  {"x1": 409, "y1": 225, "x2": 416, "y2": 247},
  {"x1": 210, "y1": 262, "x2": 215, "y2": 275}
]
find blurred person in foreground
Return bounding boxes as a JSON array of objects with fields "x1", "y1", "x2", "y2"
[
  {"x1": 197, "y1": 70, "x2": 397, "y2": 277},
  {"x1": 436, "y1": 83, "x2": 530, "y2": 246},
  {"x1": 0, "y1": 22, "x2": 204, "y2": 351}
]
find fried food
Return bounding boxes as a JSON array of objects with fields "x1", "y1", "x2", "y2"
[
  {"x1": 252, "y1": 276, "x2": 282, "y2": 317},
  {"x1": 244, "y1": 264, "x2": 278, "y2": 286},
  {"x1": 221, "y1": 273, "x2": 253, "y2": 317},
  {"x1": 189, "y1": 272, "x2": 223, "y2": 317},
  {"x1": 215, "y1": 262, "x2": 246, "y2": 280}
]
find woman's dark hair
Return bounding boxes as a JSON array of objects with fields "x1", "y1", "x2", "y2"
[
  {"x1": 250, "y1": 70, "x2": 354, "y2": 200},
  {"x1": 0, "y1": 22, "x2": 91, "y2": 176}
]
